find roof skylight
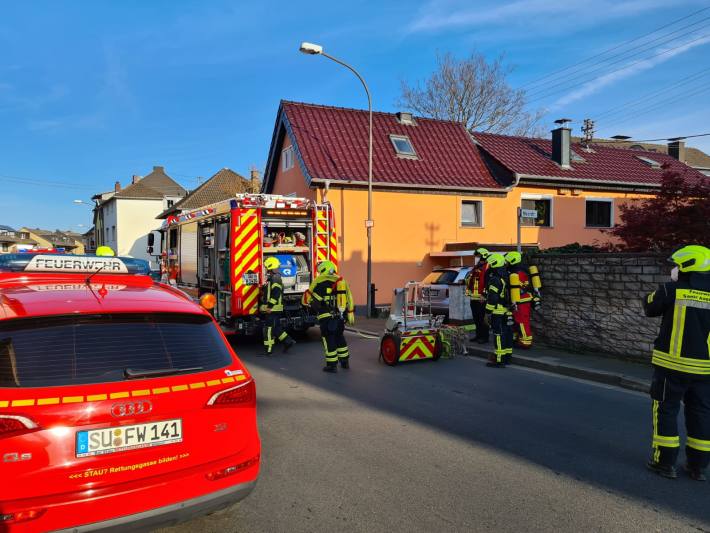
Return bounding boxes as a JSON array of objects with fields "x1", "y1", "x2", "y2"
[
  {"x1": 389, "y1": 135, "x2": 417, "y2": 158},
  {"x1": 635, "y1": 155, "x2": 661, "y2": 168}
]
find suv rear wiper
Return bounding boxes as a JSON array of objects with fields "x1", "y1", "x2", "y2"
[{"x1": 124, "y1": 367, "x2": 204, "y2": 379}]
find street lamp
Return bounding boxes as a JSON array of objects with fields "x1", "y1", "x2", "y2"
[
  {"x1": 299, "y1": 41, "x2": 375, "y2": 317},
  {"x1": 73, "y1": 199, "x2": 91, "y2": 206}
]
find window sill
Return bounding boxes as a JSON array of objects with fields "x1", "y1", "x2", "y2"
[
  {"x1": 585, "y1": 226, "x2": 613, "y2": 229},
  {"x1": 460, "y1": 224, "x2": 483, "y2": 229}
]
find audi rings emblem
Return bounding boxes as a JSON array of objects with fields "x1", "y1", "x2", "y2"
[{"x1": 111, "y1": 400, "x2": 153, "y2": 418}]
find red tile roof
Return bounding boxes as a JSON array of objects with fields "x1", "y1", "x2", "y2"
[
  {"x1": 281, "y1": 101, "x2": 504, "y2": 190},
  {"x1": 473, "y1": 132, "x2": 706, "y2": 187}
]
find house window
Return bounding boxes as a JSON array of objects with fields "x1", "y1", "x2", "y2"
[
  {"x1": 1, "y1": 243, "x2": 8, "y2": 252},
  {"x1": 19, "y1": 232, "x2": 29, "y2": 239},
  {"x1": 389, "y1": 135, "x2": 417, "y2": 157},
  {"x1": 636, "y1": 155, "x2": 661, "y2": 168},
  {"x1": 521, "y1": 198, "x2": 552, "y2": 227},
  {"x1": 586, "y1": 199, "x2": 613, "y2": 228},
  {"x1": 282, "y1": 146, "x2": 295, "y2": 171},
  {"x1": 461, "y1": 200, "x2": 483, "y2": 227},
  {"x1": 167, "y1": 199, "x2": 174, "y2": 208}
]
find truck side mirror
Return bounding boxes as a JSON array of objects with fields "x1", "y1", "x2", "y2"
[{"x1": 147, "y1": 233, "x2": 155, "y2": 247}]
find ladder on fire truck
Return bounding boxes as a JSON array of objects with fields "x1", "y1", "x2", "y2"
[{"x1": 313, "y1": 204, "x2": 337, "y2": 267}]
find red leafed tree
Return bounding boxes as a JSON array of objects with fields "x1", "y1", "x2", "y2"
[{"x1": 606, "y1": 165, "x2": 710, "y2": 252}]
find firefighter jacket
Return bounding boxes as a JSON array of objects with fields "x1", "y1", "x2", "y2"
[
  {"x1": 305, "y1": 273, "x2": 354, "y2": 321},
  {"x1": 644, "y1": 272, "x2": 710, "y2": 376},
  {"x1": 509, "y1": 264, "x2": 533, "y2": 304},
  {"x1": 466, "y1": 262, "x2": 489, "y2": 298},
  {"x1": 262, "y1": 272, "x2": 285, "y2": 312},
  {"x1": 485, "y1": 268, "x2": 510, "y2": 316}
]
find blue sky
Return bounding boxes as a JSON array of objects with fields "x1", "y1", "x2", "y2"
[{"x1": 2, "y1": 0, "x2": 709, "y2": 230}]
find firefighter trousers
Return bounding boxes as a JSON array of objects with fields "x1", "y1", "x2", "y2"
[
  {"x1": 512, "y1": 302, "x2": 533, "y2": 348},
  {"x1": 319, "y1": 315, "x2": 348, "y2": 367},
  {"x1": 263, "y1": 313, "x2": 293, "y2": 354},
  {"x1": 470, "y1": 299, "x2": 489, "y2": 341},
  {"x1": 650, "y1": 368, "x2": 710, "y2": 470},
  {"x1": 490, "y1": 314, "x2": 513, "y2": 364}
]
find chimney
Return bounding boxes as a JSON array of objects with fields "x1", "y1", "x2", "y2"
[
  {"x1": 396, "y1": 112, "x2": 415, "y2": 126},
  {"x1": 668, "y1": 138, "x2": 686, "y2": 162},
  {"x1": 114, "y1": 181, "x2": 121, "y2": 192},
  {"x1": 132, "y1": 175, "x2": 142, "y2": 184},
  {"x1": 250, "y1": 168, "x2": 261, "y2": 193},
  {"x1": 153, "y1": 165, "x2": 164, "y2": 173},
  {"x1": 551, "y1": 118, "x2": 572, "y2": 168}
]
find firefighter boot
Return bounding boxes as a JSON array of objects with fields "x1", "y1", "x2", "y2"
[
  {"x1": 322, "y1": 363, "x2": 338, "y2": 373},
  {"x1": 282, "y1": 337, "x2": 296, "y2": 353},
  {"x1": 486, "y1": 355, "x2": 505, "y2": 368},
  {"x1": 340, "y1": 359, "x2": 349, "y2": 369},
  {"x1": 646, "y1": 459, "x2": 678, "y2": 479},
  {"x1": 684, "y1": 464, "x2": 708, "y2": 482},
  {"x1": 503, "y1": 354, "x2": 512, "y2": 365}
]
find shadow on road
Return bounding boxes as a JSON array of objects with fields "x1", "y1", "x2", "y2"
[{"x1": 230, "y1": 330, "x2": 709, "y2": 528}]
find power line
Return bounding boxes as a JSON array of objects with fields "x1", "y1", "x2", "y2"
[
  {"x1": 528, "y1": 27, "x2": 710, "y2": 102},
  {"x1": 520, "y1": 6, "x2": 710, "y2": 89},
  {"x1": 601, "y1": 82, "x2": 710, "y2": 131},
  {"x1": 527, "y1": 32, "x2": 710, "y2": 104},
  {"x1": 0, "y1": 174, "x2": 95, "y2": 191},
  {"x1": 592, "y1": 132, "x2": 710, "y2": 143},
  {"x1": 593, "y1": 67, "x2": 710, "y2": 121}
]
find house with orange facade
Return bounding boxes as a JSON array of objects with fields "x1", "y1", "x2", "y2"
[{"x1": 262, "y1": 100, "x2": 705, "y2": 307}]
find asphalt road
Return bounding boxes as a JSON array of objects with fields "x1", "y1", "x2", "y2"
[{"x1": 162, "y1": 331, "x2": 710, "y2": 533}]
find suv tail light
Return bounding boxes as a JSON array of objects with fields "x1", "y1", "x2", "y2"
[
  {"x1": 0, "y1": 415, "x2": 39, "y2": 439},
  {"x1": 205, "y1": 454, "x2": 260, "y2": 481},
  {"x1": 0, "y1": 508, "x2": 47, "y2": 525},
  {"x1": 206, "y1": 379, "x2": 255, "y2": 407}
]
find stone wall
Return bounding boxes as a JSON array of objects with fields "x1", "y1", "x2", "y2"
[{"x1": 530, "y1": 253, "x2": 668, "y2": 362}]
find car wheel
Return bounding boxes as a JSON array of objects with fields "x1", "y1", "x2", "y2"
[{"x1": 380, "y1": 333, "x2": 400, "y2": 366}]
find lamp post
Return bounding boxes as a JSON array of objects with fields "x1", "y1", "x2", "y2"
[{"x1": 299, "y1": 42, "x2": 374, "y2": 317}]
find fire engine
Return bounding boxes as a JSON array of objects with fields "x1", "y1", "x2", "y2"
[{"x1": 157, "y1": 194, "x2": 338, "y2": 334}]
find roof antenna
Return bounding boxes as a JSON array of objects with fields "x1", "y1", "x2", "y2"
[{"x1": 85, "y1": 264, "x2": 107, "y2": 286}]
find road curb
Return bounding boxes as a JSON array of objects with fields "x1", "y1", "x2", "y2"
[{"x1": 347, "y1": 327, "x2": 649, "y2": 394}]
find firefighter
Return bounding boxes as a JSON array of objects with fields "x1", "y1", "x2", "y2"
[
  {"x1": 260, "y1": 256, "x2": 296, "y2": 356},
  {"x1": 466, "y1": 247, "x2": 490, "y2": 343},
  {"x1": 505, "y1": 251, "x2": 534, "y2": 349},
  {"x1": 305, "y1": 260, "x2": 355, "y2": 373},
  {"x1": 484, "y1": 253, "x2": 514, "y2": 368},
  {"x1": 644, "y1": 245, "x2": 710, "y2": 481}
]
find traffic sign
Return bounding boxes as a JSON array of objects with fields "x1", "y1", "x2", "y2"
[{"x1": 520, "y1": 209, "x2": 538, "y2": 219}]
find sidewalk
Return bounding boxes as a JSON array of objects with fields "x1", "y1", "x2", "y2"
[{"x1": 347, "y1": 317, "x2": 652, "y2": 393}]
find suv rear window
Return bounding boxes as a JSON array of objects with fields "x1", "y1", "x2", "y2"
[
  {"x1": 0, "y1": 313, "x2": 233, "y2": 388},
  {"x1": 422, "y1": 270, "x2": 459, "y2": 285}
]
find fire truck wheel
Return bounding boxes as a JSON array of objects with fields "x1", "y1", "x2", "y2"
[
  {"x1": 380, "y1": 333, "x2": 400, "y2": 366},
  {"x1": 432, "y1": 333, "x2": 443, "y2": 361}
]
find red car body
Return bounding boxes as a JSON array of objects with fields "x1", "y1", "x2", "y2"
[{"x1": 0, "y1": 255, "x2": 260, "y2": 532}]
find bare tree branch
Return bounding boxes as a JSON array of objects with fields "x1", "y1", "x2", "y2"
[{"x1": 398, "y1": 51, "x2": 546, "y2": 137}]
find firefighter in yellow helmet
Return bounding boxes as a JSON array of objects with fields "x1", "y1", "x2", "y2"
[
  {"x1": 644, "y1": 245, "x2": 710, "y2": 481},
  {"x1": 484, "y1": 253, "x2": 514, "y2": 367},
  {"x1": 505, "y1": 251, "x2": 534, "y2": 349},
  {"x1": 95, "y1": 246, "x2": 115, "y2": 257},
  {"x1": 260, "y1": 256, "x2": 296, "y2": 356},
  {"x1": 304, "y1": 260, "x2": 354, "y2": 373}
]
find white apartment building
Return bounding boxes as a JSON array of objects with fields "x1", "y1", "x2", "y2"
[{"x1": 93, "y1": 166, "x2": 187, "y2": 265}]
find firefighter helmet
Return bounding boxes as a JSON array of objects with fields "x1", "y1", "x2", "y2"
[
  {"x1": 487, "y1": 253, "x2": 506, "y2": 269},
  {"x1": 264, "y1": 257, "x2": 280, "y2": 271},
  {"x1": 96, "y1": 246, "x2": 115, "y2": 257},
  {"x1": 475, "y1": 247, "x2": 490, "y2": 259},
  {"x1": 317, "y1": 260, "x2": 336, "y2": 275},
  {"x1": 669, "y1": 245, "x2": 710, "y2": 273},
  {"x1": 505, "y1": 251, "x2": 522, "y2": 266}
]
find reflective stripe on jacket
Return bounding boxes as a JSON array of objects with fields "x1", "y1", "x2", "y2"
[
  {"x1": 263, "y1": 272, "x2": 284, "y2": 312},
  {"x1": 644, "y1": 274, "x2": 710, "y2": 376}
]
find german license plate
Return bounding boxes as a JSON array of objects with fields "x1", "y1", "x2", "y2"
[{"x1": 76, "y1": 419, "x2": 183, "y2": 458}]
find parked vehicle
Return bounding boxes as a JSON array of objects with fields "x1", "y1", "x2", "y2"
[
  {"x1": 157, "y1": 194, "x2": 338, "y2": 335},
  {"x1": 420, "y1": 266, "x2": 472, "y2": 316},
  {"x1": 0, "y1": 253, "x2": 259, "y2": 531}
]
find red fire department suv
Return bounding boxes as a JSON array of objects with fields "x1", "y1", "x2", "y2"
[{"x1": 0, "y1": 254, "x2": 260, "y2": 532}]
